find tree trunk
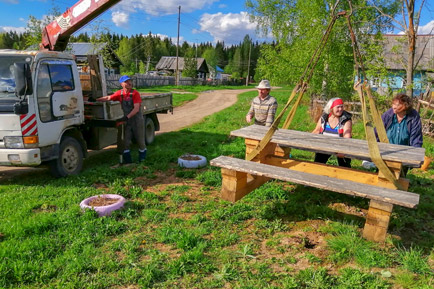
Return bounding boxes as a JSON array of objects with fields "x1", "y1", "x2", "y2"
[{"x1": 406, "y1": 0, "x2": 416, "y2": 97}]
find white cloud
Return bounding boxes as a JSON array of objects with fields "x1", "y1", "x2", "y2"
[
  {"x1": 0, "y1": 26, "x2": 26, "y2": 34},
  {"x1": 0, "y1": 0, "x2": 19, "y2": 4},
  {"x1": 112, "y1": 11, "x2": 129, "y2": 28},
  {"x1": 115, "y1": 0, "x2": 219, "y2": 16},
  {"x1": 198, "y1": 11, "x2": 259, "y2": 45},
  {"x1": 218, "y1": 4, "x2": 227, "y2": 8},
  {"x1": 418, "y1": 20, "x2": 434, "y2": 34}
]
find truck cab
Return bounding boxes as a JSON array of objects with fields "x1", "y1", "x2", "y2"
[{"x1": 0, "y1": 50, "x2": 87, "y2": 176}]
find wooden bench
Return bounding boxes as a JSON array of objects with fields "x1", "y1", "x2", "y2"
[{"x1": 211, "y1": 125, "x2": 426, "y2": 242}]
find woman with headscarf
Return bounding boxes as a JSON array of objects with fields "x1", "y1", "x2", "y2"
[{"x1": 312, "y1": 97, "x2": 352, "y2": 167}]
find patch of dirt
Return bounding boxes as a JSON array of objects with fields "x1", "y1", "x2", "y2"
[
  {"x1": 179, "y1": 154, "x2": 202, "y2": 161},
  {"x1": 88, "y1": 196, "x2": 120, "y2": 207},
  {"x1": 156, "y1": 88, "x2": 254, "y2": 134},
  {"x1": 328, "y1": 202, "x2": 367, "y2": 217},
  {"x1": 134, "y1": 169, "x2": 184, "y2": 188}
]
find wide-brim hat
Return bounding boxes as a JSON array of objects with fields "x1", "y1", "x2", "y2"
[
  {"x1": 256, "y1": 79, "x2": 271, "y2": 89},
  {"x1": 119, "y1": 75, "x2": 131, "y2": 84}
]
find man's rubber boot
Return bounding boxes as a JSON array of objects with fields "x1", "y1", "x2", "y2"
[
  {"x1": 122, "y1": 151, "x2": 132, "y2": 164},
  {"x1": 139, "y1": 149, "x2": 147, "y2": 162}
]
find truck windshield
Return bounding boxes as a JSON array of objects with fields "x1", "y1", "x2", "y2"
[{"x1": 0, "y1": 55, "x2": 33, "y2": 99}]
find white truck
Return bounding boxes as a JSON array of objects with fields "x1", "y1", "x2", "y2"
[
  {"x1": 0, "y1": 50, "x2": 172, "y2": 177},
  {"x1": 0, "y1": 0, "x2": 173, "y2": 177}
]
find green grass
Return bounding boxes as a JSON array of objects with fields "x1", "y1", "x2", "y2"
[{"x1": 0, "y1": 85, "x2": 433, "y2": 288}]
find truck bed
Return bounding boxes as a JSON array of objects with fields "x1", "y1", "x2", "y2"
[{"x1": 84, "y1": 92, "x2": 173, "y2": 120}]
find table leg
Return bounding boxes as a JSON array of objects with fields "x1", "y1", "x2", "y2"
[
  {"x1": 362, "y1": 200, "x2": 393, "y2": 242},
  {"x1": 245, "y1": 139, "x2": 282, "y2": 161},
  {"x1": 220, "y1": 168, "x2": 269, "y2": 202}
]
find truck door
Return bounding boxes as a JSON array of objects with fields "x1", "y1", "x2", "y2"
[{"x1": 36, "y1": 60, "x2": 82, "y2": 146}]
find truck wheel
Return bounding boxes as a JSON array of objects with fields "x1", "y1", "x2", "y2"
[
  {"x1": 50, "y1": 136, "x2": 84, "y2": 177},
  {"x1": 145, "y1": 117, "x2": 155, "y2": 145}
]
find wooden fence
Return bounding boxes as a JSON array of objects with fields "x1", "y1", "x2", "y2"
[
  {"x1": 310, "y1": 98, "x2": 362, "y2": 122},
  {"x1": 417, "y1": 90, "x2": 434, "y2": 137},
  {"x1": 105, "y1": 74, "x2": 240, "y2": 92}
]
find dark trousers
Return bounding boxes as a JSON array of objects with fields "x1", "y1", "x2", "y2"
[{"x1": 314, "y1": 153, "x2": 351, "y2": 168}]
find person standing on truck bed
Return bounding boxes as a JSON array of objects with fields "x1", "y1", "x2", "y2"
[{"x1": 97, "y1": 75, "x2": 147, "y2": 164}]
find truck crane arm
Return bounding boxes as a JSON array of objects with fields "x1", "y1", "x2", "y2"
[{"x1": 40, "y1": 0, "x2": 121, "y2": 51}]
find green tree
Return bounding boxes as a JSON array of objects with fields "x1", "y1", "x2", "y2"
[
  {"x1": 25, "y1": 2, "x2": 61, "y2": 49},
  {"x1": 116, "y1": 37, "x2": 133, "y2": 73},
  {"x1": 202, "y1": 47, "x2": 217, "y2": 72},
  {"x1": 182, "y1": 48, "x2": 198, "y2": 78},
  {"x1": 370, "y1": 0, "x2": 430, "y2": 97},
  {"x1": 246, "y1": 0, "x2": 397, "y2": 99}
]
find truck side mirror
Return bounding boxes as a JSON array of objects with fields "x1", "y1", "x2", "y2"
[
  {"x1": 13, "y1": 63, "x2": 33, "y2": 97},
  {"x1": 12, "y1": 63, "x2": 32, "y2": 115}
]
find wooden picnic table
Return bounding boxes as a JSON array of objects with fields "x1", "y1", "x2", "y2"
[
  {"x1": 230, "y1": 125, "x2": 425, "y2": 167},
  {"x1": 211, "y1": 125, "x2": 426, "y2": 242}
]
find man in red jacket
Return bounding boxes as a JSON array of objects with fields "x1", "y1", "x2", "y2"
[{"x1": 97, "y1": 75, "x2": 146, "y2": 163}]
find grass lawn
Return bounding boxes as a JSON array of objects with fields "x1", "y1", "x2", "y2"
[{"x1": 0, "y1": 86, "x2": 433, "y2": 288}]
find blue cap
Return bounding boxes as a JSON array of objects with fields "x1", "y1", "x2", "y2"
[{"x1": 119, "y1": 75, "x2": 131, "y2": 83}]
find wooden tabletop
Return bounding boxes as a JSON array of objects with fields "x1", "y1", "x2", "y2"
[{"x1": 231, "y1": 125, "x2": 426, "y2": 167}]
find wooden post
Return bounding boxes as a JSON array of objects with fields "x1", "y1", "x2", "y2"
[
  {"x1": 245, "y1": 139, "x2": 277, "y2": 162},
  {"x1": 274, "y1": 145, "x2": 291, "y2": 158},
  {"x1": 221, "y1": 168, "x2": 248, "y2": 202},
  {"x1": 362, "y1": 200, "x2": 393, "y2": 242}
]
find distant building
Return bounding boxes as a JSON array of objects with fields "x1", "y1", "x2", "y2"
[
  {"x1": 208, "y1": 65, "x2": 225, "y2": 80},
  {"x1": 368, "y1": 34, "x2": 434, "y2": 95},
  {"x1": 155, "y1": 56, "x2": 209, "y2": 79}
]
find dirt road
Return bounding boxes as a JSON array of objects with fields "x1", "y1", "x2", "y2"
[
  {"x1": 157, "y1": 88, "x2": 254, "y2": 134},
  {"x1": 0, "y1": 88, "x2": 254, "y2": 180}
]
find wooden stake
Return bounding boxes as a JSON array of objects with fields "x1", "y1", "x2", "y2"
[{"x1": 363, "y1": 200, "x2": 393, "y2": 242}]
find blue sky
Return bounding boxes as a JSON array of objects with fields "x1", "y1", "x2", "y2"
[{"x1": 0, "y1": 0, "x2": 433, "y2": 46}]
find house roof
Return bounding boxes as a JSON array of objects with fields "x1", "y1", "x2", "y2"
[
  {"x1": 67, "y1": 42, "x2": 106, "y2": 55},
  {"x1": 381, "y1": 34, "x2": 434, "y2": 71},
  {"x1": 155, "y1": 56, "x2": 209, "y2": 73}
]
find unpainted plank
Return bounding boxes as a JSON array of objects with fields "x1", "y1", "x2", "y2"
[{"x1": 210, "y1": 156, "x2": 419, "y2": 208}]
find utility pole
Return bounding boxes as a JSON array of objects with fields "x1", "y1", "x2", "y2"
[
  {"x1": 246, "y1": 41, "x2": 252, "y2": 86},
  {"x1": 146, "y1": 56, "x2": 151, "y2": 74},
  {"x1": 176, "y1": 5, "x2": 181, "y2": 86}
]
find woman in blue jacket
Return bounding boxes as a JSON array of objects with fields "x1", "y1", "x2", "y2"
[
  {"x1": 364, "y1": 93, "x2": 423, "y2": 174},
  {"x1": 381, "y1": 93, "x2": 423, "y2": 148}
]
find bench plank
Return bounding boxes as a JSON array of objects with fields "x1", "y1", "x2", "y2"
[
  {"x1": 231, "y1": 125, "x2": 425, "y2": 167},
  {"x1": 210, "y1": 156, "x2": 419, "y2": 208}
]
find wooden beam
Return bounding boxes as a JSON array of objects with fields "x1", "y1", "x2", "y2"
[
  {"x1": 363, "y1": 200, "x2": 394, "y2": 242},
  {"x1": 220, "y1": 168, "x2": 268, "y2": 202},
  {"x1": 265, "y1": 156, "x2": 409, "y2": 190},
  {"x1": 245, "y1": 139, "x2": 277, "y2": 162}
]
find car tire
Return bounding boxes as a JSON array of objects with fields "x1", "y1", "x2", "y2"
[
  {"x1": 178, "y1": 154, "x2": 207, "y2": 168},
  {"x1": 145, "y1": 117, "x2": 155, "y2": 145},
  {"x1": 80, "y1": 194, "x2": 126, "y2": 217},
  {"x1": 50, "y1": 136, "x2": 83, "y2": 177}
]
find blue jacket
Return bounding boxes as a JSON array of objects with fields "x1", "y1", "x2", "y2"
[{"x1": 381, "y1": 108, "x2": 423, "y2": 147}]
